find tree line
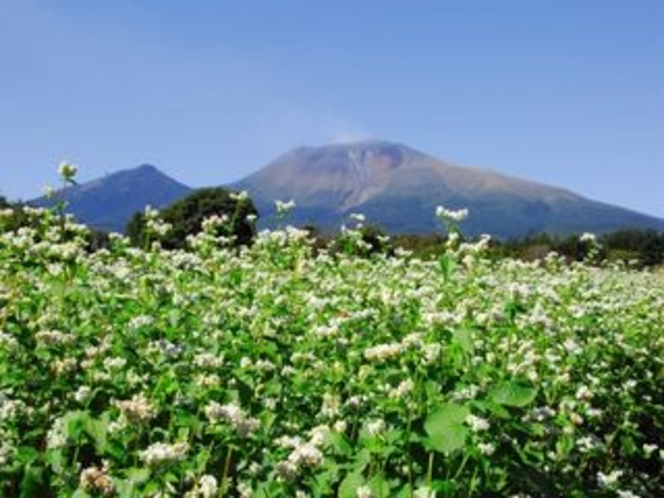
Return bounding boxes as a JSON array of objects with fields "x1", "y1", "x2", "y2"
[{"x1": 1, "y1": 191, "x2": 663, "y2": 267}]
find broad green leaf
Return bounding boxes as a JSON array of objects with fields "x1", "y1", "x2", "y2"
[
  {"x1": 452, "y1": 328, "x2": 474, "y2": 354},
  {"x1": 424, "y1": 403, "x2": 469, "y2": 454},
  {"x1": 85, "y1": 412, "x2": 110, "y2": 454},
  {"x1": 489, "y1": 380, "x2": 538, "y2": 408},
  {"x1": 63, "y1": 410, "x2": 91, "y2": 440},
  {"x1": 368, "y1": 472, "x2": 391, "y2": 498},
  {"x1": 16, "y1": 446, "x2": 40, "y2": 464},
  {"x1": 125, "y1": 467, "x2": 151, "y2": 485}
]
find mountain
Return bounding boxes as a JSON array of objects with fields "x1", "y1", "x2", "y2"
[
  {"x1": 233, "y1": 140, "x2": 664, "y2": 238},
  {"x1": 25, "y1": 142, "x2": 664, "y2": 238},
  {"x1": 30, "y1": 164, "x2": 192, "y2": 233}
]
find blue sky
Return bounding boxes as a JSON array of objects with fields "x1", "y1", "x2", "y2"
[{"x1": 1, "y1": 0, "x2": 663, "y2": 217}]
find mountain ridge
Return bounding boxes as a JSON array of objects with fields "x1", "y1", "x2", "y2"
[{"x1": 26, "y1": 141, "x2": 664, "y2": 238}]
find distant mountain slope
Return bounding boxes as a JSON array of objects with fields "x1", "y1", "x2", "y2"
[
  {"x1": 24, "y1": 142, "x2": 664, "y2": 237},
  {"x1": 30, "y1": 164, "x2": 192, "y2": 233},
  {"x1": 233, "y1": 140, "x2": 664, "y2": 238}
]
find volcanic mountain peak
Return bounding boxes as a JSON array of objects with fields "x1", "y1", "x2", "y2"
[
  {"x1": 238, "y1": 140, "x2": 579, "y2": 211},
  {"x1": 234, "y1": 140, "x2": 664, "y2": 237}
]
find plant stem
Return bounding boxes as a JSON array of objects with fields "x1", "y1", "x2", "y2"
[
  {"x1": 220, "y1": 445, "x2": 233, "y2": 496},
  {"x1": 453, "y1": 451, "x2": 470, "y2": 480},
  {"x1": 427, "y1": 452, "x2": 435, "y2": 498}
]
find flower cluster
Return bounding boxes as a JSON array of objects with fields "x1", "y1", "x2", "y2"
[
  {"x1": 435, "y1": 205, "x2": 469, "y2": 222},
  {"x1": 139, "y1": 441, "x2": 189, "y2": 467},
  {"x1": 205, "y1": 400, "x2": 260, "y2": 437},
  {"x1": 79, "y1": 463, "x2": 114, "y2": 495}
]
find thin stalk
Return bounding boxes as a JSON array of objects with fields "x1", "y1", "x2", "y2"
[
  {"x1": 453, "y1": 451, "x2": 471, "y2": 480},
  {"x1": 220, "y1": 445, "x2": 234, "y2": 496},
  {"x1": 427, "y1": 452, "x2": 435, "y2": 498}
]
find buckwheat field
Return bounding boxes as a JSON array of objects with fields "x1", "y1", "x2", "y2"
[{"x1": 1, "y1": 204, "x2": 662, "y2": 497}]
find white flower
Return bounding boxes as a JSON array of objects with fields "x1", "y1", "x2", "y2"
[
  {"x1": 616, "y1": 491, "x2": 640, "y2": 498},
  {"x1": 230, "y1": 190, "x2": 249, "y2": 202},
  {"x1": 103, "y1": 357, "x2": 127, "y2": 370},
  {"x1": 563, "y1": 338, "x2": 582, "y2": 355},
  {"x1": 478, "y1": 442, "x2": 495, "y2": 456},
  {"x1": 580, "y1": 232, "x2": 596, "y2": 243},
  {"x1": 0, "y1": 332, "x2": 18, "y2": 351},
  {"x1": 466, "y1": 414, "x2": 490, "y2": 432},
  {"x1": 597, "y1": 469, "x2": 623, "y2": 488},
  {"x1": 201, "y1": 214, "x2": 227, "y2": 233},
  {"x1": 114, "y1": 394, "x2": 156, "y2": 422},
  {"x1": 194, "y1": 352, "x2": 224, "y2": 369},
  {"x1": 0, "y1": 441, "x2": 15, "y2": 467},
  {"x1": 197, "y1": 475, "x2": 218, "y2": 498},
  {"x1": 275, "y1": 199, "x2": 296, "y2": 215},
  {"x1": 79, "y1": 465, "x2": 114, "y2": 495},
  {"x1": 334, "y1": 420, "x2": 348, "y2": 433},
  {"x1": 73, "y1": 385, "x2": 92, "y2": 404},
  {"x1": 575, "y1": 385, "x2": 593, "y2": 400},
  {"x1": 435, "y1": 206, "x2": 468, "y2": 222},
  {"x1": 366, "y1": 418, "x2": 386, "y2": 436},
  {"x1": 139, "y1": 441, "x2": 188, "y2": 467},
  {"x1": 389, "y1": 379, "x2": 414, "y2": 399},
  {"x1": 287, "y1": 442, "x2": 323, "y2": 467},
  {"x1": 204, "y1": 401, "x2": 259, "y2": 436},
  {"x1": 46, "y1": 417, "x2": 67, "y2": 450},
  {"x1": 643, "y1": 443, "x2": 658, "y2": 456},
  {"x1": 364, "y1": 343, "x2": 403, "y2": 362},
  {"x1": 320, "y1": 393, "x2": 341, "y2": 418},
  {"x1": 35, "y1": 330, "x2": 75, "y2": 347},
  {"x1": 58, "y1": 161, "x2": 78, "y2": 179}
]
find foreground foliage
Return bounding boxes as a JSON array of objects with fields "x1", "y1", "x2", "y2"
[{"x1": 0, "y1": 207, "x2": 662, "y2": 497}]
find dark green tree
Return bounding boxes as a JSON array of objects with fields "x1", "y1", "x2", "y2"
[
  {"x1": 601, "y1": 229, "x2": 664, "y2": 267},
  {"x1": 0, "y1": 198, "x2": 30, "y2": 233},
  {"x1": 127, "y1": 187, "x2": 258, "y2": 249}
]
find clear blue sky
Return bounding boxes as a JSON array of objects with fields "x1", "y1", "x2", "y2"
[{"x1": 1, "y1": 0, "x2": 663, "y2": 217}]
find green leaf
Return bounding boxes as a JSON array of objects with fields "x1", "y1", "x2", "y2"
[
  {"x1": 438, "y1": 254, "x2": 456, "y2": 281},
  {"x1": 62, "y1": 410, "x2": 91, "y2": 442},
  {"x1": 452, "y1": 328, "x2": 474, "y2": 354},
  {"x1": 19, "y1": 465, "x2": 46, "y2": 498},
  {"x1": 489, "y1": 380, "x2": 538, "y2": 408},
  {"x1": 424, "y1": 403, "x2": 469, "y2": 454},
  {"x1": 339, "y1": 470, "x2": 366, "y2": 498},
  {"x1": 368, "y1": 472, "x2": 391, "y2": 498},
  {"x1": 16, "y1": 446, "x2": 40, "y2": 465},
  {"x1": 85, "y1": 412, "x2": 110, "y2": 454},
  {"x1": 125, "y1": 467, "x2": 151, "y2": 485}
]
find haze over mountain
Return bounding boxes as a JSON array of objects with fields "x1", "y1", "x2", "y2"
[
  {"x1": 233, "y1": 140, "x2": 664, "y2": 238},
  {"x1": 30, "y1": 164, "x2": 191, "y2": 233},
  {"x1": 27, "y1": 141, "x2": 664, "y2": 238}
]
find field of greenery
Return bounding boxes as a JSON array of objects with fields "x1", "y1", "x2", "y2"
[{"x1": 1, "y1": 196, "x2": 663, "y2": 496}]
